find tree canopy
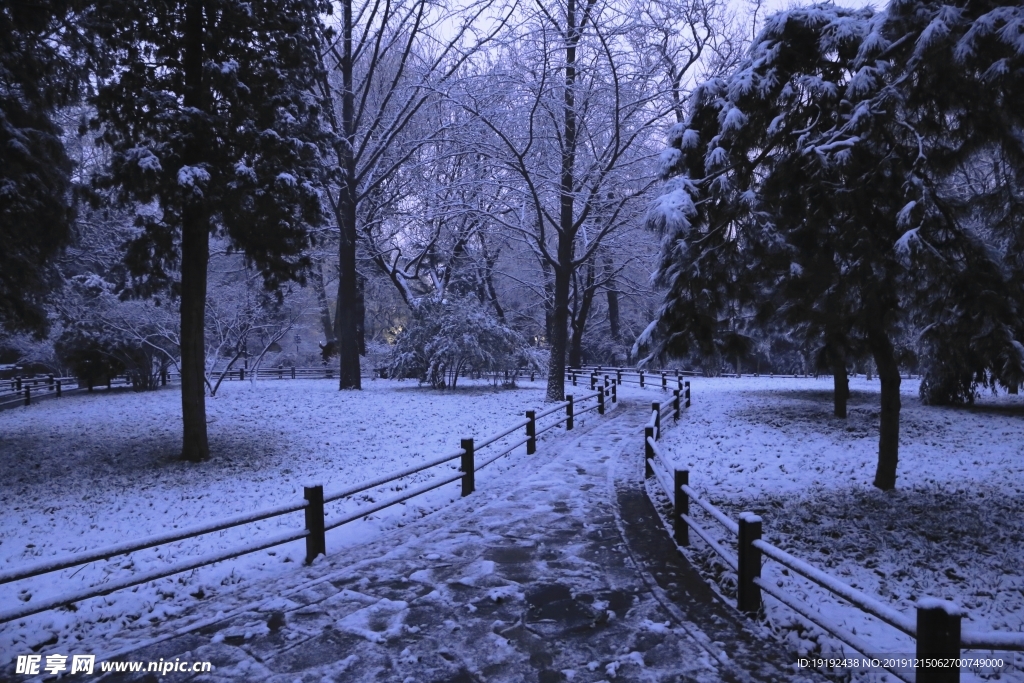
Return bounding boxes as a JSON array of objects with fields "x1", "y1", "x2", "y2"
[
  {"x1": 646, "y1": 0, "x2": 1024, "y2": 489},
  {"x1": 0, "y1": 0, "x2": 94, "y2": 334},
  {"x1": 91, "y1": 0, "x2": 329, "y2": 460}
]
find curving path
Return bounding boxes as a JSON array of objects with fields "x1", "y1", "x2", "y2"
[{"x1": 73, "y1": 400, "x2": 822, "y2": 683}]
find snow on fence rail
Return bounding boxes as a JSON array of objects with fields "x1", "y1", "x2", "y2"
[
  {"x1": 641, "y1": 399, "x2": 1024, "y2": 683},
  {"x1": 0, "y1": 386, "x2": 613, "y2": 626}
]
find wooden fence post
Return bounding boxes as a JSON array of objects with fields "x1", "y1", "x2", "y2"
[
  {"x1": 611, "y1": 382, "x2": 617, "y2": 403},
  {"x1": 291, "y1": 366, "x2": 296, "y2": 379},
  {"x1": 674, "y1": 469, "x2": 689, "y2": 546},
  {"x1": 737, "y1": 513, "x2": 762, "y2": 614},
  {"x1": 916, "y1": 601, "x2": 962, "y2": 683},
  {"x1": 616, "y1": 369, "x2": 622, "y2": 385},
  {"x1": 303, "y1": 485, "x2": 326, "y2": 564},
  {"x1": 572, "y1": 372, "x2": 577, "y2": 387},
  {"x1": 566, "y1": 395, "x2": 574, "y2": 430},
  {"x1": 685, "y1": 381, "x2": 691, "y2": 408},
  {"x1": 598, "y1": 386, "x2": 605, "y2": 415},
  {"x1": 661, "y1": 371, "x2": 667, "y2": 391},
  {"x1": 644, "y1": 425, "x2": 654, "y2": 476},
  {"x1": 673, "y1": 389, "x2": 681, "y2": 420},
  {"x1": 460, "y1": 438, "x2": 475, "y2": 496},
  {"x1": 239, "y1": 368, "x2": 244, "y2": 382},
  {"x1": 56, "y1": 380, "x2": 62, "y2": 398},
  {"x1": 639, "y1": 370, "x2": 645, "y2": 388},
  {"x1": 590, "y1": 373, "x2": 597, "y2": 390},
  {"x1": 16, "y1": 377, "x2": 22, "y2": 391},
  {"x1": 525, "y1": 410, "x2": 536, "y2": 455},
  {"x1": 652, "y1": 402, "x2": 661, "y2": 438},
  {"x1": 278, "y1": 367, "x2": 284, "y2": 379},
  {"x1": 24, "y1": 385, "x2": 30, "y2": 406}
]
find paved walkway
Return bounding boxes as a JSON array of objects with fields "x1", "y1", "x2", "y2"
[{"x1": 86, "y1": 400, "x2": 821, "y2": 683}]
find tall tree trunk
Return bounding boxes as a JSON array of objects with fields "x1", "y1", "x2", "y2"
[
  {"x1": 310, "y1": 258, "x2": 335, "y2": 344},
  {"x1": 832, "y1": 356, "x2": 849, "y2": 418},
  {"x1": 179, "y1": 0, "x2": 209, "y2": 462},
  {"x1": 334, "y1": 0, "x2": 361, "y2": 389},
  {"x1": 547, "y1": 262, "x2": 571, "y2": 401},
  {"x1": 546, "y1": 0, "x2": 581, "y2": 402},
  {"x1": 180, "y1": 211, "x2": 210, "y2": 462},
  {"x1": 870, "y1": 330, "x2": 901, "y2": 490},
  {"x1": 335, "y1": 194, "x2": 361, "y2": 388}
]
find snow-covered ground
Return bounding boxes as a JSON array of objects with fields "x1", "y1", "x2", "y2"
[
  {"x1": 3, "y1": 374, "x2": 1022, "y2": 681},
  {"x1": 651, "y1": 376, "x2": 1024, "y2": 681},
  {"x1": 0, "y1": 377, "x2": 588, "y2": 660}
]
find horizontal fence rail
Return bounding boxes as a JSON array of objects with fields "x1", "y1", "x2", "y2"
[
  {"x1": 0, "y1": 385, "x2": 608, "y2": 626},
  {"x1": 640, "y1": 394, "x2": 1024, "y2": 683}
]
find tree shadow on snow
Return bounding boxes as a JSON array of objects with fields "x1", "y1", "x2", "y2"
[
  {"x1": 710, "y1": 483, "x2": 1023, "y2": 597},
  {"x1": 742, "y1": 387, "x2": 879, "y2": 407},
  {"x1": 381, "y1": 382, "x2": 535, "y2": 396},
  {"x1": 960, "y1": 401, "x2": 1024, "y2": 417},
  {"x1": 0, "y1": 422, "x2": 289, "y2": 494}
]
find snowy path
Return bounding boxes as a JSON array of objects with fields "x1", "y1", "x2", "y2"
[{"x1": 13, "y1": 399, "x2": 822, "y2": 683}]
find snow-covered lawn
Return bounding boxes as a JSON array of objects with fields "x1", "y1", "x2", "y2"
[
  {"x1": 653, "y1": 376, "x2": 1024, "y2": 681},
  {"x1": 0, "y1": 377, "x2": 574, "y2": 658}
]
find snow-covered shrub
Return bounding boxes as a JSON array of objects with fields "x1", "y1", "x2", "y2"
[
  {"x1": 54, "y1": 276, "x2": 174, "y2": 390},
  {"x1": 390, "y1": 297, "x2": 534, "y2": 389}
]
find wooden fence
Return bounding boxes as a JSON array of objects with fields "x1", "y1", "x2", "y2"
[
  {"x1": 0, "y1": 385, "x2": 615, "y2": 626},
  {"x1": 567, "y1": 366, "x2": 697, "y2": 396},
  {"x1": 0, "y1": 376, "x2": 81, "y2": 410},
  {"x1": 642, "y1": 399, "x2": 1024, "y2": 683}
]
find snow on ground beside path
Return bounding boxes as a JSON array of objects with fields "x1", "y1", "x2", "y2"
[
  {"x1": 648, "y1": 376, "x2": 1024, "y2": 682},
  {"x1": 0, "y1": 377, "x2": 579, "y2": 659}
]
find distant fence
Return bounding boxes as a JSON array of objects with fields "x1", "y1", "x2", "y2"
[
  {"x1": 567, "y1": 366, "x2": 697, "y2": 395},
  {"x1": 642, "y1": 397, "x2": 1023, "y2": 683},
  {"x1": 0, "y1": 383, "x2": 616, "y2": 626},
  {"x1": 0, "y1": 367, "x2": 369, "y2": 411},
  {"x1": 0, "y1": 376, "x2": 89, "y2": 410}
]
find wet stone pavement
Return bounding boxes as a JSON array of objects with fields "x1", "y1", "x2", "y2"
[{"x1": 86, "y1": 401, "x2": 821, "y2": 683}]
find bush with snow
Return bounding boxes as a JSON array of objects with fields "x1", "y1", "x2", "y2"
[{"x1": 390, "y1": 298, "x2": 537, "y2": 389}]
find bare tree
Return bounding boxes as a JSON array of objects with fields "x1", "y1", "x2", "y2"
[
  {"x1": 454, "y1": 0, "x2": 699, "y2": 400},
  {"x1": 315, "y1": 0, "x2": 509, "y2": 389}
]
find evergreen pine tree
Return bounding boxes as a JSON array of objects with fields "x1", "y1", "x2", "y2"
[{"x1": 92, "y1": 0, "x2": 329, "y2": 461}]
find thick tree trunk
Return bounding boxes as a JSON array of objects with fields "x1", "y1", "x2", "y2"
[
  {"x1": 335, "y1": 200, "x2": 361, "y2": 389},
  {"x1": 334, "y1": 0, "x2": 361, "y2": 390},
  {"x1": 870, "y1": 332, "x2": 901, "y2": 490},
  {"x1": 179, "y1": 0, "x2": 209, "y2": 462},
  {"x1": 832, "y1": 357, "x2": 849, "y2": 418},
  {"x1": 547, "y1": 263, "x2": 570, "y2": 401},
  {"x1": 546, "y1": 0, "x2": 580, "y2": 402},
  {"x1": 179, "y1": 212, "x2": 210, "y2": 462}
]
